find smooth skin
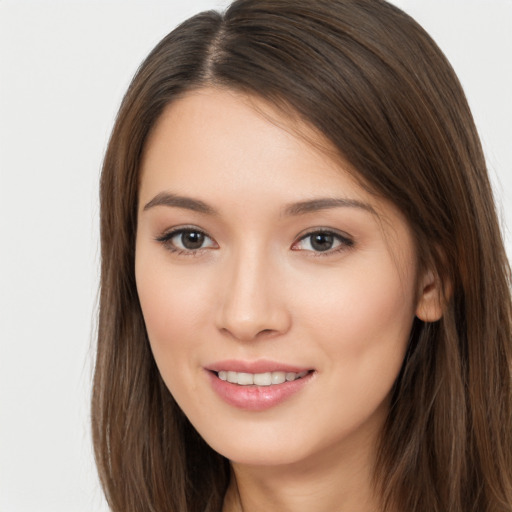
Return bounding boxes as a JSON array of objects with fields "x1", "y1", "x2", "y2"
[{"x1": 135, "y1": 87, "x2": 443, "y2": 512}]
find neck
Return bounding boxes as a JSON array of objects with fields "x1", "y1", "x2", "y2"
[{"x1": 222, "y1": 432, "x2": 381, "y2": 512}]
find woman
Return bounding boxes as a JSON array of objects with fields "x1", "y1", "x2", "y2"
[{"x1": 92, "y1": 1, "x2": 512, "y2": 511}]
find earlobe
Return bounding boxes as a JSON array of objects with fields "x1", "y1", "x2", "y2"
[{"x1": 415, "y1": 269, "x2": 446, "y2": 322}]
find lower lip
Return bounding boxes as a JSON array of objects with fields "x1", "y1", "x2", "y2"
[{"x1": 207, "y1": 370, "x2": 314, "y2": 411}]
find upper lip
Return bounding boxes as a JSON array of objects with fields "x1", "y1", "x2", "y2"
[{"x1": 205, "y1": 359, "x2": 313, "y2": 374}]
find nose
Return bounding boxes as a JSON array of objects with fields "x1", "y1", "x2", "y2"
[{"x1": 216, "y1": 250, "x2": 291, "y2": 342}]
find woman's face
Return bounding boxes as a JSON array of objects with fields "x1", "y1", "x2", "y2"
[{"x1": 135, "y1": 87, "x2": 426, "y2": 468}]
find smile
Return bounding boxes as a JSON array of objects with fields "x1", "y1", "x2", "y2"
[
  {"x1": 207, "y1": 365, "x2": 315, "y2": 411},
  {"x1": 216, "y1": 370, "x2": 310, "y2": 386}
]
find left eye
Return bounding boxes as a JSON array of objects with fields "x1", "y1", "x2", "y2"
[
  {"x1": 157, "y1": 228, "x2": 217, "y2": 252},
  {"x1": 293, "y1": 231, "x2": 353, "y2": 253}
]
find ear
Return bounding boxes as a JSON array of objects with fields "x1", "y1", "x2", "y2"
[{"x1": 415, "y1": 269, "x2": 446, "y2": 322}]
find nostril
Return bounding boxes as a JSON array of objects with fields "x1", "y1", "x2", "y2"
[{"x1": 258, "y1": 328, "x2": 276, "y2": 336}]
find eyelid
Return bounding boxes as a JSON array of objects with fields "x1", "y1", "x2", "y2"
[
  {"x1": 154, "y1": 225, "x2": 353, "y2": 256},
  {"x1": 155, "y1": 225, "x2": 218, "y2": 254},
  {"x1": 291, "y1": 228, "x2": 354, "y2": 254}
]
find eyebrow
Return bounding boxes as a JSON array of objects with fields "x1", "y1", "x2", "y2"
[
  {"x1": 143, "y1": 192, "x2": 217, "y2": 215},
  {"x1": 143, "y1": 192, "x2": 375, "y2": 217},
  {"x1": 283, "y1": 197, "x2": 376, "y2": 216}
]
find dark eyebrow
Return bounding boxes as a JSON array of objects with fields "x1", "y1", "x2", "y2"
[
  {"x1": 283, "y1": 197, "x2": 376, "y2": 216},
  {"x1": 143, "y1": 192, "x2": 217, "y2": 215},
  {"x1": 143, "y1": 193, "x2": 374, "y2": 217}
]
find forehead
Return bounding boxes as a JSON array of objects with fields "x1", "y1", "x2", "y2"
[{"x1": 139, "y1": 87, "x2": 367, "y2": 206}]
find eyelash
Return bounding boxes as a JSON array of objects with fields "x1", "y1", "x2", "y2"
[
  {"x1": 155, "y1": 226, "x2": 216, "y2": 256},
  {"x1": 155, "y1": 227, "x2": 354, "y2": 256},
  {"x1": 292, "y1": 228, "x2": 354, "y2": 256}
]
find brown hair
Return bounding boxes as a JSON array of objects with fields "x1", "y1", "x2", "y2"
[{"x1": 92, "y1": 1, "x2": 512, "y2": 510}]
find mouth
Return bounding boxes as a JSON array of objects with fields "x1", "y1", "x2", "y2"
[
  {"x1": 213, "y1": 369, "x2": 313, "y2": 386},
  {"x1": 206, "y1": 364, "x2": 315, "y2": 411}
]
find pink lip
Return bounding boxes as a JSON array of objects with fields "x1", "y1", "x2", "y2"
[
  {"x1": 205, "y1": 360, "x2": 315, "y2": 412},
  {"x1": 206, "y1": 359, "x2": 311, "y2": 374}
]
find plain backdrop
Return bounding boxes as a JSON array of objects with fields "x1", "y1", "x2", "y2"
[{"x1": 0, "y1": 1, "x2": 510, "y2": 511}]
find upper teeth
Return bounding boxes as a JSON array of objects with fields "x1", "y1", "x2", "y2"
[{"x1": 217, "y1": 370, "x2": 309, "y2": 386}]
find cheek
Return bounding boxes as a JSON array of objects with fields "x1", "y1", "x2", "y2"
[
  {"x1": 134, "y1": 250, "x2": 213, "y2": 382},
  {"x1": 281, "y1": 257, "x2": 416, "y2": 449},
  {"x1": 298, "y1": 254, "x2": 416, "y2": 387},
  {"x1": 135, "y1": 263, "x2": 220, "y2": 419},
  {"x1": 137, "y1": 271, "x2": 204, "y2": 340}
]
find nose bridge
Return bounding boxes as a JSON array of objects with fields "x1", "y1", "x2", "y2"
[{"x1": 217, "y1": 243, "x2": 289, "y2": 341}]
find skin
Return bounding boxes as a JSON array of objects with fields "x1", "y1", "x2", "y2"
[{"x1": 135, "y1": 87, "x2": 442, "y2": 512}]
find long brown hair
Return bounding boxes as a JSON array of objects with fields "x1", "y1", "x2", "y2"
[{"x1": 92, "y1": 1, "x2": 512, "y2": 510}]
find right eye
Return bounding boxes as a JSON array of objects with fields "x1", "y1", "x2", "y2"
[{"x1": 156, "y1": 227, "x2": 217, "y2": 254}]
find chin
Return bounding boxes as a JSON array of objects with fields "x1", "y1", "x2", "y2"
[
  {"x1": 194, "y1": 416, "x2": 369, "y2": 471},
  {"x1": 214, "y1": 441, "x2": 310, "y2": 467},
  {"x1": 192, "y1": 419, "x2": 309, "y2": 466}
]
